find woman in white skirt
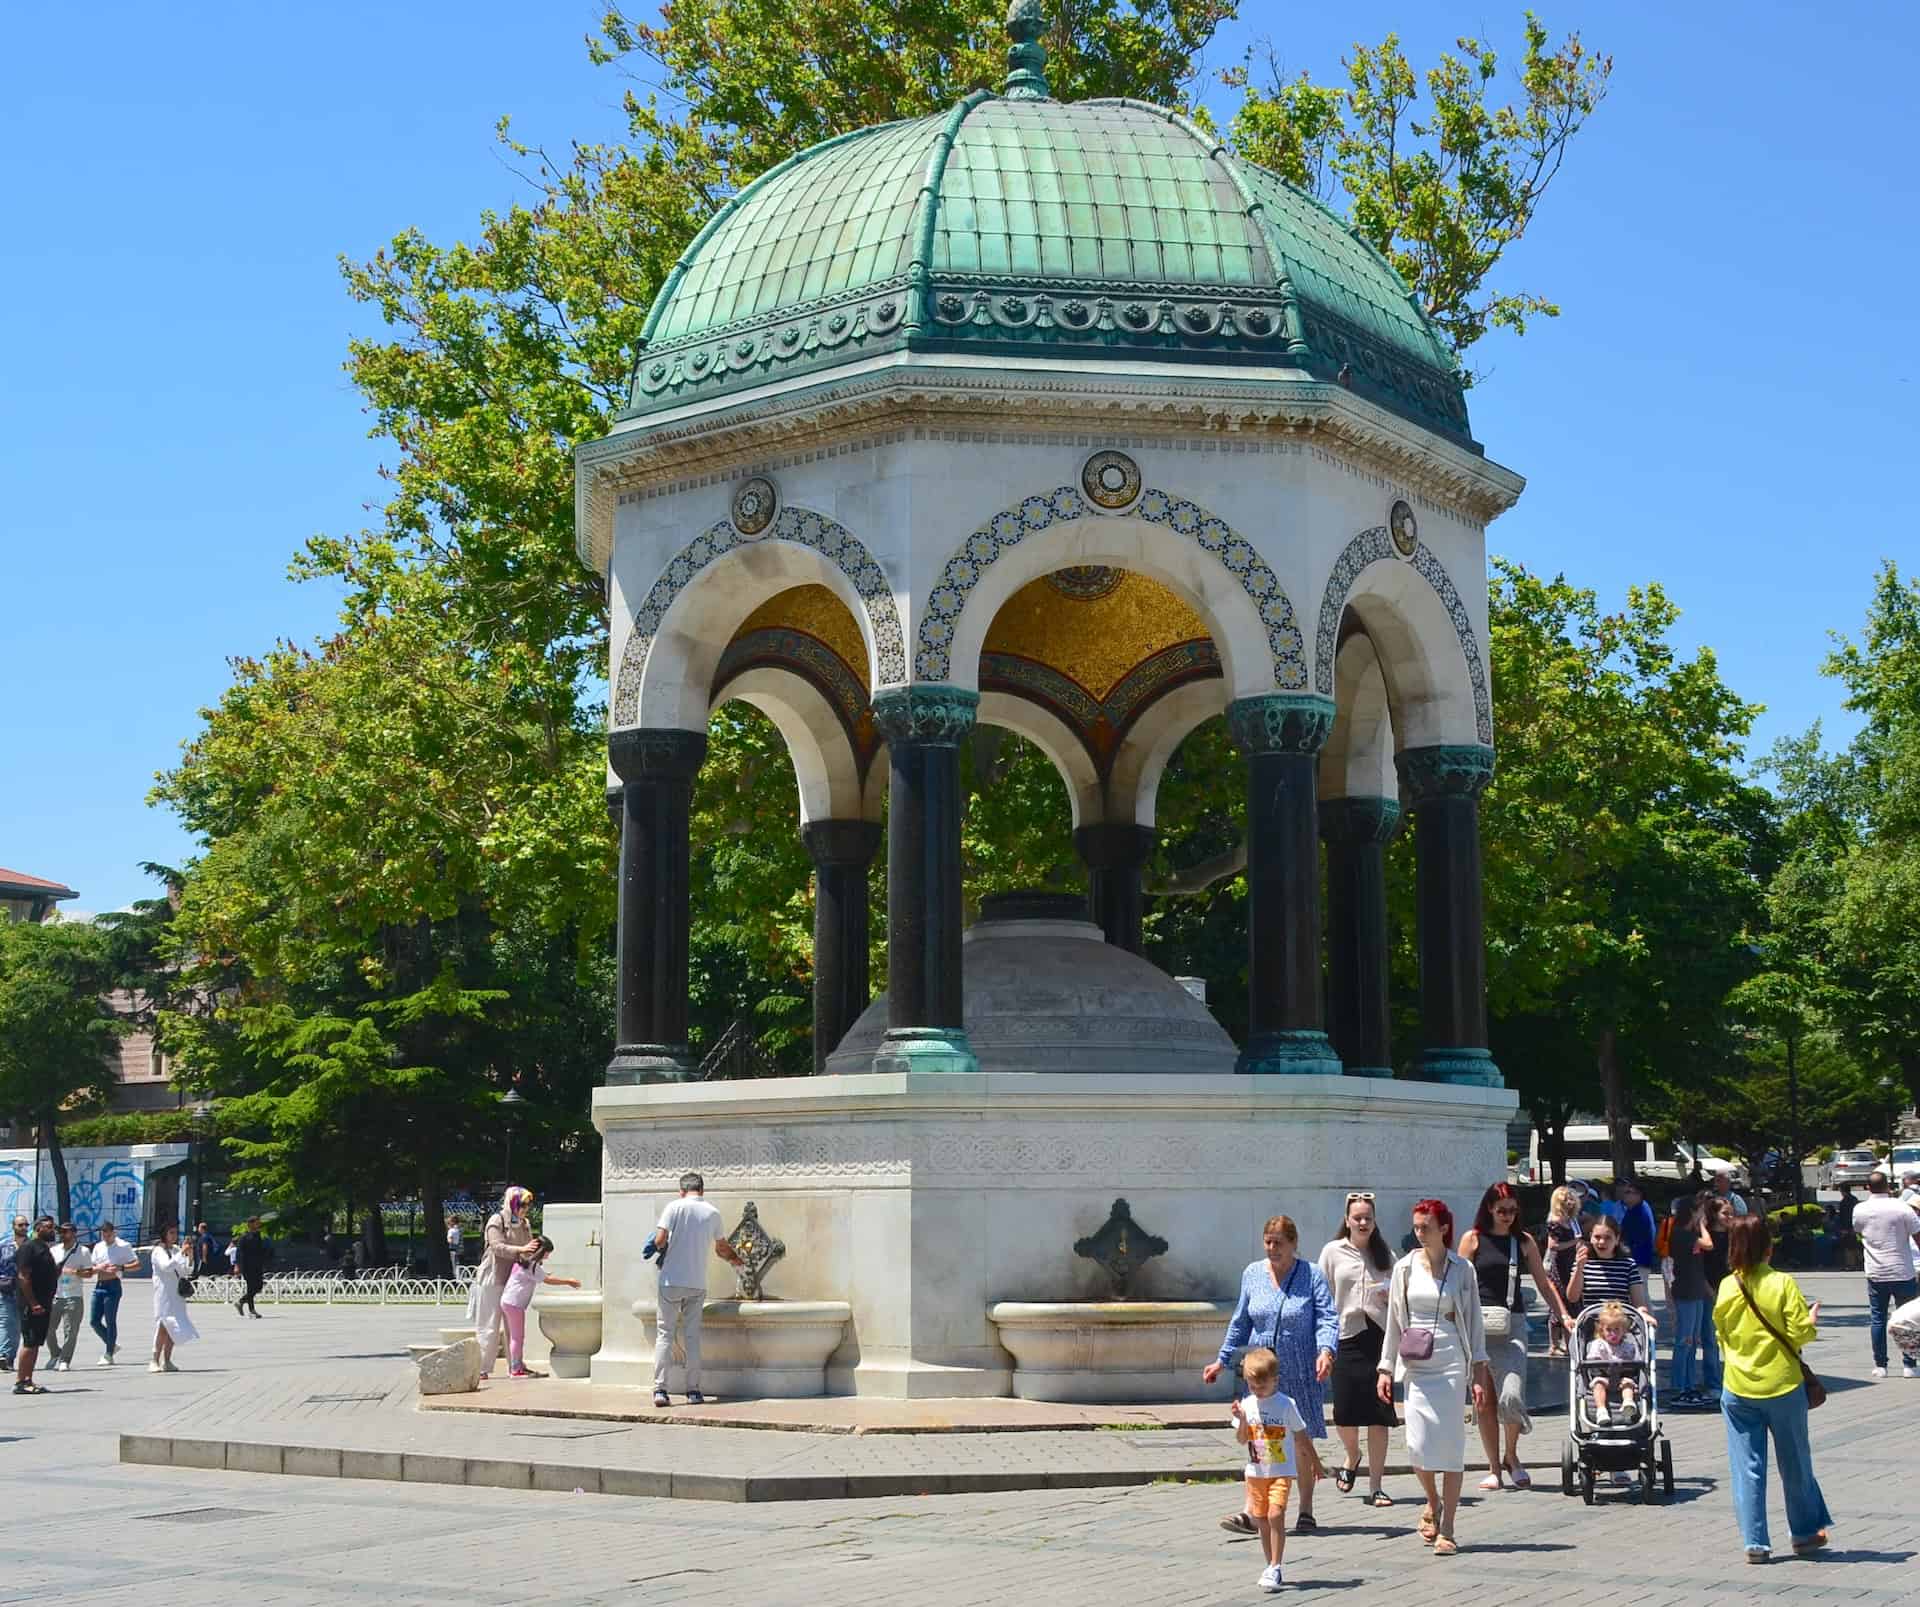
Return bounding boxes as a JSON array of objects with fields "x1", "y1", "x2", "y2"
[
  {"x1": 1377, "y1": 1198, "x2": 1493, "y2": 1556},
  {"x1": 141, "y1": 1224, "x2": 200, "y2": 1372}
]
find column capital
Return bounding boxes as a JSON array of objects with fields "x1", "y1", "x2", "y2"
[
  {"x1": 607, "y1": 727, "x2": 708, "y2": 784},
  {"x1": 1318, "y1": 795, "x2": 1403, "y2": 846},
  {"x1": 1073, "y1": 823, "x2": 1157, "y2": 871},
  {"x1": 1396, "y1": 743, "x2": 1495, "y2": 803},
  {"x1": 1226, "y1": 693, "x2": 1335, "y2": 756},
  {"x1": 801, "y1": 818, "x2": 883, "y2": 869},
  {"x1": 871, "y1": 684, "x2": 979, "y2": 747}
]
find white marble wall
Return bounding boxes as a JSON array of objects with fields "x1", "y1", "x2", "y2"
[{"x1": 592, "y1": 1072, "x2": 1514, "y2": 1398}]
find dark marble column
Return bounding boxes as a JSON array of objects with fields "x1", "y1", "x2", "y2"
[
  {"x1": 605, "y1": 728, "x2": 707, "y2": 1084},
  {"x1": 802, "y1": 819, "x2": 883, "y2": 1074},
  {"x1": 1074, "y1": 823, "x2": 1157, "y2": 955},
  {"x1": 870, "y1": 685, "x2": 979, "y2": 1074},
  {"x1": 1226, "y1": 694, "x2": 1341, "y2": 1074},
  {"x1": 1395, "y1": 744, "x2": 1501, "y2": 1086},
  {"x1": 1319, "y1": 795, "x2": 1402, "y2": 1079}
]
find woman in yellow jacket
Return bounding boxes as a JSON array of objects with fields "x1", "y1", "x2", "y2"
[{"x1": 1711, "y1": 1213, "x2": 1832, "y2": 1563}]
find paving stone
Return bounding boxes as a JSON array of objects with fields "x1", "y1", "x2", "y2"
[{"x1": 282, "y1": 1445, "x2": 342, "y2": 1478}]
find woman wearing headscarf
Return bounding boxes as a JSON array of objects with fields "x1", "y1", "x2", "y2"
[{"x1": 465, "y1": 1186, "x2": 539, "y2": 1379}]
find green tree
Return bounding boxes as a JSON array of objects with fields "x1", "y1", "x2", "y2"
[
  {"x1": 1478, "y1": 561, "x2": 1776, "y2": 1182},
  {"x1": 0, "y1": 920, "x2": 125, "y2": 1222},
  {"x1": 1230, "y1": 13, "x2": 1611, "y2": 372}
]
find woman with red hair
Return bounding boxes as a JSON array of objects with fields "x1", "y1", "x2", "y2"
[
  {"x1": 1459, "y1": 1182, "x2": 1575, "y2": 1490},
  {"x1": 1378, "y1": 1199, "x2": 1493, "y2": 1556}
]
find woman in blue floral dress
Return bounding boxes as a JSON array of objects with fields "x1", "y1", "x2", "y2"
[{"x1": 1204, "y1": 1214, "x2": 1339, "y2": 1532}]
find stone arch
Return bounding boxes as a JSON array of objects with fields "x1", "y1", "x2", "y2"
[
  {"x1": 1104, "y1": 678, "x2": 1229, "y2": 828},
  {"x1": 711, "y1": 666, "x2": 874, "y2": 825},
  {"x1": 1320, "y1": 631, "x2": 1397, "y2": 801},
  {"x1": 917, "y1": 486, "x2": 1305, "y2": 697},
  {"x1": 611, "y1": 505, "x2": 907, "y2": 731},
  {"x1": 1313, "y1": 526, "x2": 1491, "y2": 747},
  {"x1": 976, "y1": 691, "x2": 1105, "y2": 830}
]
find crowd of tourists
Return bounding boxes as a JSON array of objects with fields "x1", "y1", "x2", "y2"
[
  {"x1": 1191, "y1": 1168, "x2": 1919, "y2": 1592},
  {"x1": 3, "y1": 1212, "x2": 276, "y2": 1392}
]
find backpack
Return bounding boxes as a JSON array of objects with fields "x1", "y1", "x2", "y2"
[{"x1": 1654, "y1": 1214, "x2": 1673, "y2": 1258}]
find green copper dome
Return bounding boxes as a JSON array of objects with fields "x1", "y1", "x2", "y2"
[{"x1": 626, "y1": 34, "x2": 1471, "y2": 444}]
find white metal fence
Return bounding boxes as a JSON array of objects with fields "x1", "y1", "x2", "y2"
[{"x1": 186, "y1": 1268, "x2": 478, "y2": 1306}]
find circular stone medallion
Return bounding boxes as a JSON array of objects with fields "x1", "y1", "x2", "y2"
[
  {"x1": 1045, "y1": 566, "x2": 1124, "y2": 602},
  {"x1": 1082, "y1": 450, "x2": 1142, "y2": 512},
  {"x1": 1389, "y1": 499, "x2": 1419, "y2": 558},
  {"x1": 732, "y1": 476, "x2": 779, "y2": 537}
]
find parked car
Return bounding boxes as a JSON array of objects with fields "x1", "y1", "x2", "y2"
[
  {"x1": 1888, "y1": 1143, "x2": 1920, "y2": 1180},
  {"x1": 1828, "y1": 1148, "x2": 1882, "y2": 1187},
  {"x1": 1522, "y1": 1126, "x2": 1747, "y2": 1186}
]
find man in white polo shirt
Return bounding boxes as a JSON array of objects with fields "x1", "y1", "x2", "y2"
[
  {"x1": 48, "y1": 1221, "x2": 93, "y2": 1371},
  {"x1": 88, "y1": 1222, "x2": 139, "y2": 1365},
  {"x1": 1852, "y1": 1172, "x2": 1920, "y2": 1379},
  {"x1": 650, "y1": 1172, "x2": 741, "y2": 1409}
]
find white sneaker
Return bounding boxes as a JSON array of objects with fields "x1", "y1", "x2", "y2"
[
  {"x1": 147, "y1": 1360, "x2": 163, "y2": 1373},
  {"x1": 1903, "y1": 1363, "x2": 1917, "y2": 1379},
  {"x1": 1871, "y1": 1365, "x2": 1887, "y2": 1378},
  {"x1": 52, "y1": 1362, "x2": 67, "y2": 1372},
  {"x1": 96, "y1": 1356, "x2": 112, "y2": 1368},
  {"x1": 1259, "y1": 1563, "x2": 1284, "y2": 1593}
]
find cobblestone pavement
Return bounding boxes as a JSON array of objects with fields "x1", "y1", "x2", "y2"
[{"x1": 0, "y1": 1272, "x2": 1911, "y2": 1604}]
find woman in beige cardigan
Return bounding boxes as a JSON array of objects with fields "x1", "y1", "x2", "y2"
[{"x1": 1377, "y1": 1198, "x2": 1493, "y2": 1556}]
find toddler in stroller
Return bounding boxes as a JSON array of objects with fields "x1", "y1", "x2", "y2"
[{"x1": 1585, "y1": 1301, "x2": 1644, "y2": 1426}]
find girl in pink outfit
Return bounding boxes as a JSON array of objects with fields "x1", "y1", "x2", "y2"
[{"x1": 499, "y1": 1236, "x2": 580, "y2": 1378}]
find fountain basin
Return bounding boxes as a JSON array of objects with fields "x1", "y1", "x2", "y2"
[
  {"x1": 536, "y1": 1291, "x2": 605, "y2": 1378},
  {"x1": 988, "y1": 1300, "x2": 1236, "y2": 1402},
  {"x1": 631, "y1": 1298, "x2": 852, "y2": 1398}
]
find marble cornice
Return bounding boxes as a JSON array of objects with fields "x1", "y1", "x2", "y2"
[{"x1": 574, "y1": 367, "x2": 1527, "y2": 571}]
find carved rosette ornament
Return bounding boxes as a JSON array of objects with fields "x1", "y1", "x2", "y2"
[
  {"x1": 870, "y1": 684, "x2": 979, "y2": 747},
  {"x1": 730, "y1": 475, "x2": 779, "y2": 537},
  {"x1": 1226, "y1": 693, "x2": 1336, "y2": 756},
  {"x1": 1080, "y1": 449, "x2": 1142, "y2": 512},
  {"x1": 607, "y1": 727, "x2": 709, "y2": 783},
  {"x1": 1389, "y1": 498, "x2": 1419, "y2": 558},
  {"x1": 1395, "y1": 744, "x2": 1495, "y2": 803}
]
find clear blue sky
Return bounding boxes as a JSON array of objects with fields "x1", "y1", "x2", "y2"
[{"x1": 4, "y1": 2, "x2": 1916, "y2": 913}]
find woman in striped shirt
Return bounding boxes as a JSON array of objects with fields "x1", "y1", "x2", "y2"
[{"x1": 1568, "y1": 1215, "x2": 1653, "y2": 1319}]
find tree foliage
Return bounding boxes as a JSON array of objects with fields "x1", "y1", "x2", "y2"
[{"x1": 1230, "y1": 13, "x2": 1610, "y2": 372}]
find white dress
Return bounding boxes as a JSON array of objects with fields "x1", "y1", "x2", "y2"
[
  {"x1": 1396, "y1": 1256, "x2": 1471, "y2": 1473},
  {"x1": 151, "y1": 1246, "x2": 201, "y2": 1344}
]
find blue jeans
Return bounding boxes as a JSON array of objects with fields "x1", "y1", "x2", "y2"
[
  {"x1": 1866, "y1": 1277, "x2": 1918, "y2": 1369},
  {"x1": 89, "y1": 1280, "x2": 123, "y2": 1357},
  {"x1": 1722, "y1": 1385, "x2": 1832, "y2": 1553},
  {"x1": 0, "y1": 1289, "x2": 17, "y2": 1362},
  {"x1": 1699, "y1": 1305, "x2": 1723, "y2": 1392},
  {"x1": 1670, "y1": 1298, "x2": 1706, "y2": 1393}
]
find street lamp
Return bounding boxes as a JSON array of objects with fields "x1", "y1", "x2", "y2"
[{"x1": 499, "y1": 1089, "x2": 525, "y2": 1188}]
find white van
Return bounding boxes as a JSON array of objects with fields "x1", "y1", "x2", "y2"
[{"x1": 1522, "y1": 1125, "x2": 1745, "y2": 1186}]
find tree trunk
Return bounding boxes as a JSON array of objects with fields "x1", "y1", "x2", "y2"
[
  {"x1": 1596, "y1": 1026, "x2": 1634, "y2": 1182},
  {"x1": 44, "y1": 1114, "x2": 71, "y2": 1225},
  {"x1": 421, "y1": 1170, "x2": 451, "y2": 1277},
  {"x1": 358, "y1": 1194, "x2": 390, "y2": 1269}
]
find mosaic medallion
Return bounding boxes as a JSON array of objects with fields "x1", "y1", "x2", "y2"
[
  {"x1": 1081, "y1": 450, "x2": 1142, "y2": 512},
  {"x1": 731, "y1": 476, "x2": 779, "y2": 537},
  {"x1": 1389, "y1": 499, "x2": 1419, "y2": 558},
  {"x1": 1045, "y1": 565, "x2": 1124, "y2": 602}
]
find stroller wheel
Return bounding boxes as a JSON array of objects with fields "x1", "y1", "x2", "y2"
[
  {"x1": 1580, "y1": 1464, "x2": 1595, "y2": 1506},
  {"x1": 1560, "y1": 1439, "x2": 1576, "y2": 1496},
  {"x1": 1660, "y1": 1439, "x2": 1675, "y2": 1497}
]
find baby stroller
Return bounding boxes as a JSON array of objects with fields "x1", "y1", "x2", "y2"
[{"x1": 1559, "y1": 1304, "x2": 1673, "y2": 1504}]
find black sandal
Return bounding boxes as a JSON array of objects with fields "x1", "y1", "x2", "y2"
[
  {"x1": 1334, "y1": 1465, "x2": 1357, "y2": 1494},
  {"x1": 1294, "y1": 1513, "x2": 1319, "y2": 1532},
  {"x1": 1369, "y1": 1490, "x2": 1393, "y2": 1508}
]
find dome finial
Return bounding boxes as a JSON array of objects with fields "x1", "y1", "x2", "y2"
[{"x1": 1003, "y1": 0, "x2": 1050, "y2": 100}]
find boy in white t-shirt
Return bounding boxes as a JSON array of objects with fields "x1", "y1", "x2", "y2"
[{"x1": 1231, "y1": 1347, "x2": 1322, "y2": 1594}]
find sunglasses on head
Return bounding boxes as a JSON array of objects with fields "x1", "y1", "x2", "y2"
[{"x1": 1345, "y1": 1192, "x2": 1375, "y2": 1203}]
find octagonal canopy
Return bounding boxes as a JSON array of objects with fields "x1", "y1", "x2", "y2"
[{"x1": 626, "y1": 12, "x2": 1472, "y2": 446}]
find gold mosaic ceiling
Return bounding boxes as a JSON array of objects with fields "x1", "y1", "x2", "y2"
[{"x1": 728, "y1": 572, "x2": 1212, "y2": 702}]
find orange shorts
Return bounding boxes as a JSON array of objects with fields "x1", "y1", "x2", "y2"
[{"x1": 1245, "y1": 1475, "x2": 1294, "y2": 1519}]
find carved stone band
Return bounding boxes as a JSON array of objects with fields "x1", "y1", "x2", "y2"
[
  {"x1": 1226, "y1": 693, "x2": 1336, "y2": 756},
  {"x1": 800, "y1": 819, "x2": 883, "y2": 869},
  {"x1": 1317, "y1": 795, "x2": 1403, "y2": 845},
  {"x1": 870, "y1": 684, "x2": 980, "y2": 747},
  {"x1": 1395, "y1": 743, "x2": 1495, "y2": 803},
  {"x1": 607, "y1": 727, "x2": 709, "y2": 784}
]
